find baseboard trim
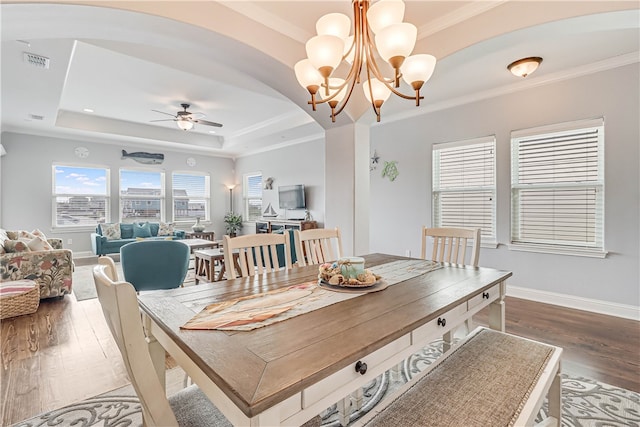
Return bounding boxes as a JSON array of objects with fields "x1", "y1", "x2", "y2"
[{"x1": 507, "y1": 285, "x2": 640, "y2": 321}]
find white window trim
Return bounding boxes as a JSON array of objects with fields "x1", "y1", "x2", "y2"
[
  {"x1": 432, "y1": 135, "x2": 497, "y2": 245},
  {"x1": 171, "y1": 170, "x2": 211, "y2": 224},
  {"x1": 119, "y1": 167, "x2": 166, "y2": 223},
  {"x1": 510, "y1": 118, "x2": 606, "y2": 258},
  {"x1": 52, "y1": 163, "x2": 110, "y2": 230}
]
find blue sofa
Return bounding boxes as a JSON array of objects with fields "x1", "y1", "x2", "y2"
[{"x1": 91, "y1": 222, "x2": 185, "y2": 256}]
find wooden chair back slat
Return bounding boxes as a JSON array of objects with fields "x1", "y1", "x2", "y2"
[
  {"x1": 293, "y1": 228, "x2": 343, "y2": 267},
  {"x1": 223, "y1": 232, "x2": 292, "y2": 279},
  {"x1": 421, "y1": 227, "x2": 481, "y2": 267}
]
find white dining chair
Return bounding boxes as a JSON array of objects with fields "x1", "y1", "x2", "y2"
[
  {"x1": 223, "y1": 232, "x2": 292, "y2": 279},
  {"x1": 92, "y1": 263, "x2": 231, "y2": 427},
  {"x1": 421, "y1": 227, "x2": 482, "y2": 348},
  {"x1": 421, "y1": 227, "x2": 481, "y2": 266},
  {"x1": 293, "y1": 227, "x2": 343, "y2": 267},
  {"x1": 97, "y1": 255, "x2": 119, "y2": 281}
]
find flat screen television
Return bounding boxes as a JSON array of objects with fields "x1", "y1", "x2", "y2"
[{"x1": 278, "y1": 184, "x2": 306, "y2": 209}]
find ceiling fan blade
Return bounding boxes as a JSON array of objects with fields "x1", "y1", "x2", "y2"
[
  {"x1": 150, "y1": 119, "x2": 177, "y2": 122},
  {"x1": 151, "y1": 109, "x2": 177, "y2": 118},
  {"x1": 193, "y1": 118, "x2": 223, "y2": 127}
]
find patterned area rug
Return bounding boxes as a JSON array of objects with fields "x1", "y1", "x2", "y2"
[{"x1": 13, "y1": 340, "x2": 640, "y2": 427}]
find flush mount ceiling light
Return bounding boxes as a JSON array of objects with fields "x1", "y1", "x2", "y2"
[
  {"x1": 508, "y1": 57, "x2": 543, "y2": 78},
  {"x1": 295, "y1": 0, "x2": 437, "y2": 123},
  {"x1": 176, "y1": 119, "x2": 194, "y2": 131}
]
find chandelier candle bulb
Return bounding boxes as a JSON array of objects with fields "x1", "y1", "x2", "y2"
[
  {"x1": 367, "y1": 0, "x2": 405, "y2": 34},
  {"x1": 316, "y1": 13, "x2": 351, "y2": 39},
  {"x1": 306, "y1": 35, "x2": 344, "y2": 76}
]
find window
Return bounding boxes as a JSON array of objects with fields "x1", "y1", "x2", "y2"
[
  {"x1": 432, "y1": 136, "x2": 496, "y2": 244},
  {"x1": 119, "y1": 169, "x2": 165, "y2": 223},
  {"x1": 172, "y1": 172, "x2": 210, "y2": 222},
  {"x1": 511, "y1": 118, "x2": 605, "y2": 256},
  {"x1": 244, "y1": 172, "x2": 262, "y2": 221},
  {"x1": 53, "y1": 165, "x2": 109, "y2": 227}
]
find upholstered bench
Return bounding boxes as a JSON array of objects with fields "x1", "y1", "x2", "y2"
[
  {"x1": 355, "y1": 327, "x2": 563, "y2": 427},
  {"x1": 0, "y1": 279, "x2": 40, "y2": 320}
]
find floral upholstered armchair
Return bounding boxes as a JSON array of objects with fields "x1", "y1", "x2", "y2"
[{"x1": 0, "y1": 229, "x2": 73, "y2": 299}]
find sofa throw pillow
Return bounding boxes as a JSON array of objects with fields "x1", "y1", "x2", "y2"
[
  {"x1": 149, "y1": 222, "x2": 160, "y2": 237},
  {"x1": 31, "y1": 229, "x2": 48, "y2": 240},
  {"x1": 158, "y1": 222, "x2": 174, "y2": 236},
  {"x1": 101, "y1": 223, "x2": 121, "y2": 240},
  {"x1": 17, "y1": 230, "x2": 36, "y2": 240},
  {"x1": 27, "y1": 236, "x2": 53, "y2": 251},
  {"x1": 120, "y1": 223, "x2": 134, "y2": 239},
  {"x1": 133, "y1": 222, "x2": 152, "y2": 238},
  {"x1": 4, "y1": 240, "x2": 30, "y2": 253}
]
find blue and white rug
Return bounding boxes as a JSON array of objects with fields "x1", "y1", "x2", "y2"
[{"x1": 13, "y1": 340, "x2": 640, "y2": 427}]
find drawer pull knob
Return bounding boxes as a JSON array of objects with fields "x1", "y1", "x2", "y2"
[
  {"x1": 437, "y1": 317, "x2": 446, "y2": 327},
  {"x1": 482, "y1": 292, "x2": 490, "y2": 299},
  {"x1": 355, "y1": 361, "x2": 368, "y2": 375}
]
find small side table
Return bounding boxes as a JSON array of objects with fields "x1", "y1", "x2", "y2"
[
  {"x1": 194, "y1": 248, "x2": 240, "y2": 283},
  {"x1": 186, "y1": 231, "x2": 215, "y2": 241}
]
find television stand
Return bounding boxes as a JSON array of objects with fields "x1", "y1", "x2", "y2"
[{"x1": 255, "y1": 219, "x2": 317, "y2": 234}]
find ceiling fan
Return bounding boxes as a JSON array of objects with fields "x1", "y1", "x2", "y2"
[{"x1": 151, "y1": 103, "x2": 223, "y2": 131}]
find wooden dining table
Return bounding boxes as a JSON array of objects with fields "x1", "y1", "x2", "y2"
[{"x1": 138, "y1": 253, "x2": 512, "y2": 426}]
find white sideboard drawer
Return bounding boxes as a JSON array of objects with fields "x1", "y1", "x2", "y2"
[
  {"x1": 302, "y1": 334, "x2": 411, "y2": 408},
  {"x1": 412, "y1": 304, "x2": 467, "y2": 345},
  {"x1": 467, "y1": 284, "x2": 500, "y2": 313}
]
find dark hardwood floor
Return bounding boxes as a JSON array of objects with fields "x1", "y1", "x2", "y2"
[
  {"x1": 1, "y1": 290, "x2": 638, "y2": 425},
  {"x1": 475, "y1": 297, "x2": 640, "y2": 393}
]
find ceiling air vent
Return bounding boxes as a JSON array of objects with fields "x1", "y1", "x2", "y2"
[{"x1": 23, "y1": 52, "x2": 50, "y2": 69}]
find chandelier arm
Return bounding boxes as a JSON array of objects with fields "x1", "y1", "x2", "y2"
[
  {"x1": 330, "y1": 0, "x2": 367, "y2": 119},
  {"x1": 365, "y1": 53, "x2": 424, "y2": 101},
  {"x1": 331, "y1": 71, "x2": 359, "y2": 118}
]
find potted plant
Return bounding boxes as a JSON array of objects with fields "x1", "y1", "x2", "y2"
[{"x1": 224, "y1": 212, "x2": 243, "y2": 237}]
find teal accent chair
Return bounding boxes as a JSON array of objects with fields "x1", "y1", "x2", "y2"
[{"x1": 120, "y1": 240, "x2": 190, "y2": 291}]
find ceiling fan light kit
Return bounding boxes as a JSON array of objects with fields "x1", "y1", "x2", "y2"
[
  {"x1": 151, "y1": 103, "x2": 223, "y2": 131},
  {"x1": 177, "y1": 119, "x2": 194, "y2": 131},
  {"x1": 295, "y1": 0, "x2": 437, "y2": 123},
  {"x1": 508, "y1": 56, "x2": 543, "y2": 78}
]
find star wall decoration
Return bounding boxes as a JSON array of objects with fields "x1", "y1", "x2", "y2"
[{"x1": 370, "y1": 150, "x2": 380, "y2": 171}]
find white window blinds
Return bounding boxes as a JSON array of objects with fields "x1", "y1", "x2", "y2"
[
  {"x1": 119, "y1": 169, "x2": 165, "y2": 223},
  {"x1": 511, "y1": 118, "x2": 605, "y2": 254},
  {"x1": 244, "y1": 172, "x2": 262, "y2": 221},
  {"x1": 432, "y1": 136, "x2": 496, "y2": 244},
  {"x1": 172, "y1": 172, "x2": 210, "y2": 222}
]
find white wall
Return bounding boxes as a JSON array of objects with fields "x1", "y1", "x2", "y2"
[
  {"x1": 369, "y1": 64, "x2": 639, "y2": 308},
  {"x1": 234, "y1": 139, "x2": 325, "y2": 233},
  {"x1": 0, "y1": 132, "x2": 234, "y2": 254}
]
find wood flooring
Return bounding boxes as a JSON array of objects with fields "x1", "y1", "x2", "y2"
[{"x1": 1, "y1": 288, "x2": 638, "y2": 425}]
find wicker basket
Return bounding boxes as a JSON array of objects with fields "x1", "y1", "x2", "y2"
[{"x1": 0, "y1": 280, "x2": 40, "y2": 320}]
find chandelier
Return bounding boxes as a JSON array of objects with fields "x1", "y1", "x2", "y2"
[{"x1": 294, "y1": 0, "x2": 437, "y2": 123}]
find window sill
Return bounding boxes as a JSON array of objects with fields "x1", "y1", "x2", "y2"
[
  {"x1": 481, "y1": 241, "x2": 498, "y2": 249},
  {"x1": 508, "y1": 243, "x2": 608, "y2": 258}
]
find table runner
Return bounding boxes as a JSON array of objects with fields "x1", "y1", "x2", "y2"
[{"x1": 181, "y1": 259, "x2": 441, "y2": 331}]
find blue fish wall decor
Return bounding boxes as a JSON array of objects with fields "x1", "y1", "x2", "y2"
[{"x1": 122, "y1": 150, "x2": 164, "y2": 165}]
